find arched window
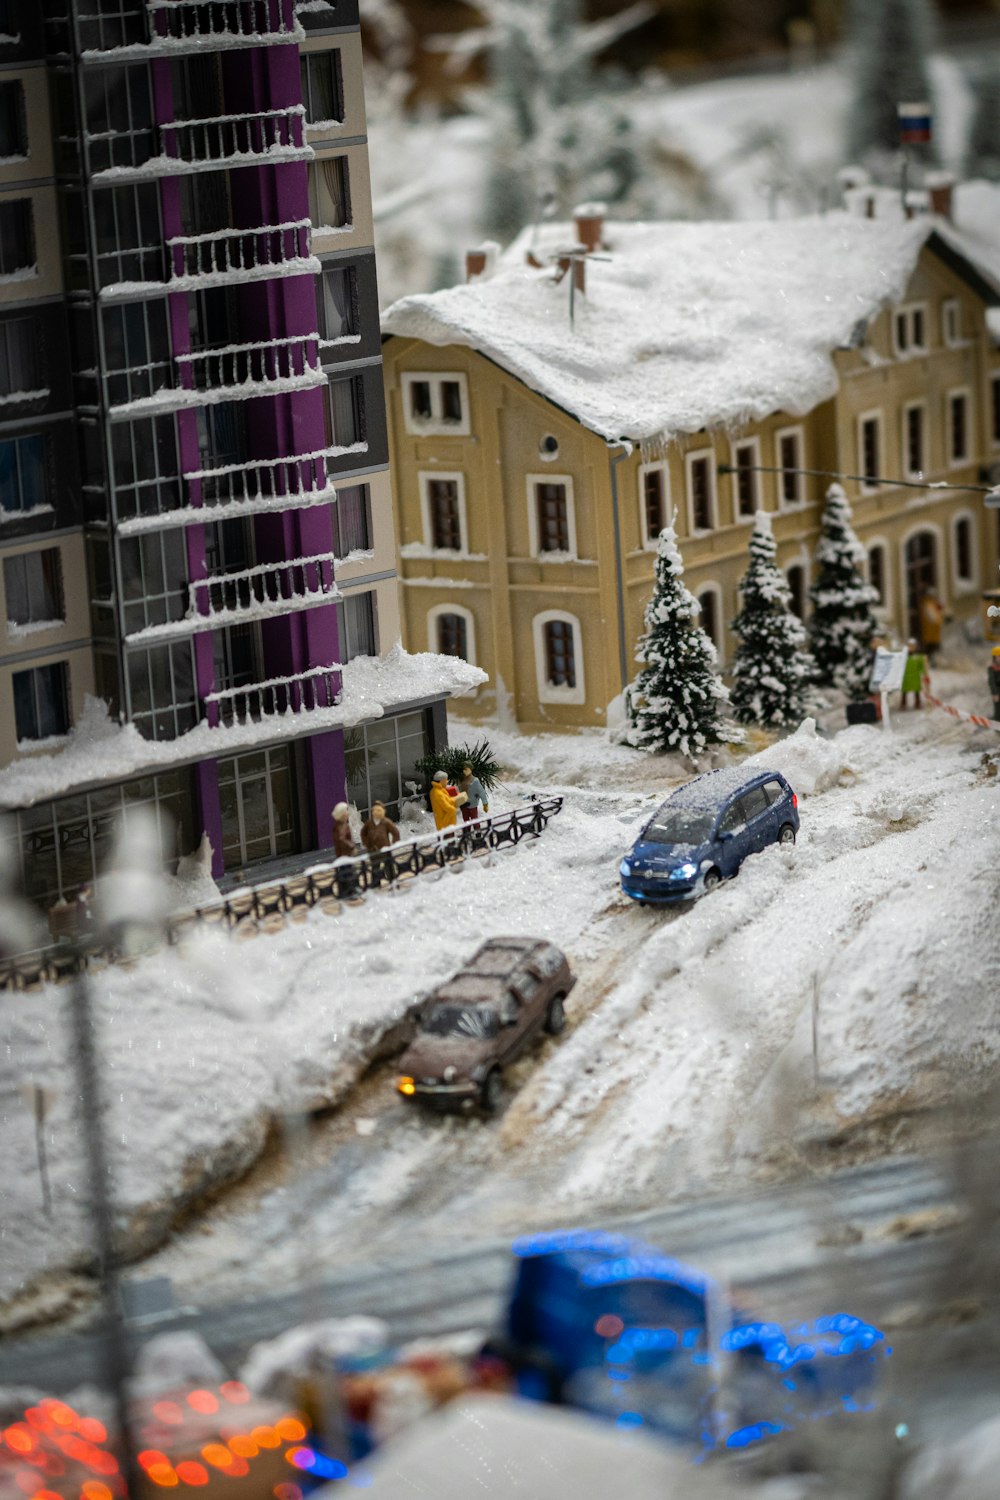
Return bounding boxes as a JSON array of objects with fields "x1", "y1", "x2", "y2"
[
  {"x1": 952, "y1": 513, "x2": 976, "y2": 589},
  {"x1": 428, "y1": 603, "x2": 476, "y2": 665},
  {"x1": 533, "y1": 610, "x2": 585, "y2": 705}
]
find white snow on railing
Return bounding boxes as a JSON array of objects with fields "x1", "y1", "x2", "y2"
[
  {"x1": 167, "y1": 218, "x2": 311, "y2": 282},
  {"x1": 176, "y1": 331, "x2": 322, "y2": 390},
  {"x1": 0, "y1": 388, "x2": 49, "y2": 406},
  {"x1": 204, "y1": 662, "x2": 342, "y2": 724},
  {"x1": 188, "y1": 551, "x2": 339, "y2": 620}
]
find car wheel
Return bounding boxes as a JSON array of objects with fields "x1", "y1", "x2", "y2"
[
  {"x1": 545, "y1": 995, "x2": 566, "y2": 1035},
  {"x1": 702, "y1": 868, "x2": 721, "y2": 892},
  {"x1": 480, "y1": 1069, "x2": 504, "y2": 1114},
  {"x1": 779, "y1": 824, "x2": 796, "y2": 845}
]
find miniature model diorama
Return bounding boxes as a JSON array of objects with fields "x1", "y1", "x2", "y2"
[
  {"x1": 381, "y1": 199, "x2": 999, "y2": 735},
  {"x1": 620, "y1": 768, "x2": 799, "y2": 905},
  {"x1": 360, "y1": 802, "x2": 401, "y2": 852},
  {"x1": 899, "y1": 640, "x2": 927, "y2": 709},
  {"x1": 395, "y1": 938, "x2": 575, "y2": 1113},
  {"x1": 729, "y1": 512, "x2": 817, "y2": 729},
  {"x1": 808, "y1": 485, "x2": 882, "y2": 707},
  {"x1": 0, "y1": 0, "x2": 482, "y2": 922}
]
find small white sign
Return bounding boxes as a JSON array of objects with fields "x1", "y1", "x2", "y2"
[{"x1": 869, "y1": 647, "x2": 908, "y2": 693}]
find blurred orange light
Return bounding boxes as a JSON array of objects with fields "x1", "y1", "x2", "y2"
[
  {"x1": 77, "y1": 1421, "x2": 106, "y2": 1445},
  {"x1": 273, "y1": 1485, "x2": 301, "y2": 1500},
  {"x1": 139, "y1": 1452, "x2": 170, "y2": 1470},
  {"x1": 186, "y1": 1393, "x2": 218, "y2": 1417},
  {"x1": 219, "y1": 1385, "x2": 249, "y2": 1406},
  {"x1": 47, "y1": 1406, "x2": 77, "y2": 1431},
  {"x1": 200, "y1": 1446, "x2": 232, "y2": 1471},
  {"x1": 225, "y1": 1458, "x2": 249, "y2": 1479},
  {"x1": 251, "y1": 1429, "x2": 279, "y2": 1451},
  {"x1": 175, "y1": 1464, "x2": 209, "y2": 1488},
  {"x1": 148, "y1": 1464, "x2": 178, "y2": 1488},
  {"x1": 24, "y1": 1411, "x2": 51, "y2": 1434},
  {"x1": 226, "y1": 1437, "x2": 257, "y2": 1460},
  {"x1": 152, "y1": 1404, "x2": 183, "y2": 1427},
  {"x1": 594, "y1": 1314, "x2": 625, "y2": 1339},
  {"x1": 273, "y1": 1420, "x2": 305, "y2": 1444},
  {"x1": 32, "y1": 1488, "x2": 64, "y2": 1500},
  {"x1": 90, "y1": 1453, "x2": 118, "y2": 1477},
  {"x1": 82, "y1": 1481, "x2": 113, "y2": 1500},
  {"x1": 4, "y1": 1427, "x2": 34, "y2": 1454}
]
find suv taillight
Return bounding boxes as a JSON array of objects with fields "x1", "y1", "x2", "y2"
[{"x1": 792, "y1": 792, "x2": 798, "y2": 809}]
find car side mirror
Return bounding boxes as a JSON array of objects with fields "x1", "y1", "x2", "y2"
[{"x1": 718, "y1": 829, "x2": 732, "y2": 842}]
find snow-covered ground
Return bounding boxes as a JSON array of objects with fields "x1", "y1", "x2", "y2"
[{"x1": 2, "y1": 653, "x2": 995, "y2": 1324}]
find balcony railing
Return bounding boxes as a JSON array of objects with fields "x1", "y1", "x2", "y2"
[
  {"x1": 188, "y1": 446, "x2": 341, "y2": 511},
  {"x1": 204, "y1": 663, "x2": 341, "y2": 725},
  {"x1": 176, "y1": 332, "x2": 322, "y2": 393},
  {"x1": 160, "y1": 105, "x2": 308, "y2": 169},
  {"x1": 148, "y1": 0, "x2": 299, "y2": 47},
  {"x1": 188, "y1": 552, "x2": 338, "y2": 622},
  {"x1": 167, "y1": 219, "x2": 314, "y2": 288}
]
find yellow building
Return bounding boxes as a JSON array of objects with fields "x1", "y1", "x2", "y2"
[{"x1": 382, "y1": 207, "x2": 1000, "y2": 732}]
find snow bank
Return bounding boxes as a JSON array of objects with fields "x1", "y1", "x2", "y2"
[
  {"x1": 902, "y1": 1415, "x2": 1000, "y2": 1500},
  {"x1": 382, "y1": 215, "x2": 930, "y2": 446},
  {"x1": 0, "y1": 649, "x2": 486, "y2": 810},
  {"x1": 744, "y1": 717, "x2": 854, "y2": 797}
]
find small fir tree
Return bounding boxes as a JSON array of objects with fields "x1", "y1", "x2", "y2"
[
  {"x1": 808, "y1": 484, "x2": 881, "y2": 699},
  {"x1": 625, "y1": 526, "x2": 733, "y2": 759},
  {"x1": 730, "y1": 512, "x2": 817, "y2": 728},
  {"x1": 847, "y1": 0, "x2": 936, "y2": 165}
]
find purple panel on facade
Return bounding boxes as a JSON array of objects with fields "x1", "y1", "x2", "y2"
[
  {"x1": 193, "y1": 759, "x2": 226, "y2": 881},
  {"x1": 307, "y1": 729, "x2": 347, "y2": 852}
]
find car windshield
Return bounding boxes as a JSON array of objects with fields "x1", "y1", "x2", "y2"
[
  {"x1": 643, "y1": 809, "x2": 716, "y2": 845},
  {"x1": 420, "y1": 1005, "x2": 499, "y2": 1039}
]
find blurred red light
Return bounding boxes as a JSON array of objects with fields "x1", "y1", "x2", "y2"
[
  {"x1": 151, "y1": 1404, "x2": 183, "y2": 1427},
  {"x1": 594, "y1": 1314, "x2": 625, "y2": 1339},
  {"x1": 175, "y1": 1464, "x2": 209, "y2": 1488},
  {"x1": 77, "y1": 1421, "x2": 106, "y2": 1445},
  {"x1": 186, "y1": 1393, "x2": 218, "y2": 1417},
  {"x1": 219, "y1": 1385, "x2": 249, "y2": 1407}
]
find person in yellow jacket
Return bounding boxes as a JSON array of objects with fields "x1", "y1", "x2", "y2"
[{"x1": 429, "y1": 769, "x2": 467, "y2": 830}]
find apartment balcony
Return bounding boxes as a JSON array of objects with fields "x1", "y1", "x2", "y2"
[
  {"x1": 73, "y1": 0, "x2": 302, "y2": 59},
  {"x1": 109, "y1": 333, "x2": 325, "y2": 418},
  {"x1": 189, "y1": 552, "x2": 338, "y2": 623},
  {"x1": 115, "y1": 448, "x2": 343, "y2": 536},
  {"x1": 91, "y1": 106, "x2": 310, "y2": 185},
  {"x1": 204, "y1": 663, "x2": 341, "y2": 726},
  {"x1": 166, "y1": 219, "x2": 317, "y2": 292}
]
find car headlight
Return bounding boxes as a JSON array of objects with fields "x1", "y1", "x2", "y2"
[
  {"x1": 619, "y1": 859, "x2": 632, "y2": 877},
  {"x1": 443, "y1": 1065, "x2": 457, "y2": 1082},
  {"x1": 671, "y1": 862, "x2": 698, "y2": 879}
]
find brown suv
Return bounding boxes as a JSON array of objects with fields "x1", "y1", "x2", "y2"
[{"x1": 395, "y1": 937, "x2": 576, "y2": 1114}]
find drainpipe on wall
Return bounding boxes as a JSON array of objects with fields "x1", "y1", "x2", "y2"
[{"x1": 607, "y1": 441, "x2": 632, "y2": 692}]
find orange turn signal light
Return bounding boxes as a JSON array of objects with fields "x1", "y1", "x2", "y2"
[{"x1": 397, "y1": 1077, "x2": 415, "y2": 1096}]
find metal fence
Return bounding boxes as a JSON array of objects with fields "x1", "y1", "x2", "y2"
[{"x1": 0, "y1": 797, "x2": 564, "y2": 993}]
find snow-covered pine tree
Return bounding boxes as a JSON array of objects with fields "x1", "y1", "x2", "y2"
[
  {"x1": 730, "y1": 511, "x2": 817, "y2": 728},
  {"x1": 847, "y1": 0, "x2": 936, "y2": 165},
  {"x1": 808, "y1": 483, "x2": 882, "y2": 699},
  {"x1": 625, "y1": 525, "x2": 733, "y2": 760}
]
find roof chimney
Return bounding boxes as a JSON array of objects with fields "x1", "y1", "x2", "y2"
[
  {"x1": 556, "y1": 253, "x2": 586, "y2": 295},
  {"x1": 465, "y1": 240, "x2": 499, "y2": 283},
  {"x1": 926, "y1": 171, "x2": 957, "y2": 222},
  {"x1": 573, "y1": 201, "x2": 606, "y2": 254}
]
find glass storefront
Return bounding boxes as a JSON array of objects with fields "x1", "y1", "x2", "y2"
[
  {"x1": 218, "y1": 745, "x2": 298, "y2": 872},
  {"x1": 345, "y1": 709, "x2": 432, "y2": 821},
  {"x1": 10, "y1": 767, "x2": 197, "y2": 911}
]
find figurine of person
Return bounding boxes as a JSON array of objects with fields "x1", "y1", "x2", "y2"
[
  {"x1": 429, "y1": 770, "x2": 467, "y2": 830},
  {"x1": 899, "y1": 638, "x2": 926, "y2": 710},
  {"x1": 458, "y1": 764, "x2": 489, "y2": 823},
  {"x1": 989, "y1": 646, "x2": 1000, "y2": 721},
  {"x1": 332, "y1": 801, "x2": 356, "y2": 859},
  {"x1": 361, "y1": 801, "x2": 400, "y2": 852},
  {"x1": 918, "y1": 587, "x2": 945, "y2": 663}
]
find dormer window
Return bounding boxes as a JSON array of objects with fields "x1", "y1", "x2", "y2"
[
  {"x1": 402, "y1": 371, "x2": 470, "y2": 436},
  {"x1": 893, "y1": 302, "x2": 928, "y2": 358},
  {"x1": 942, "y1": 298, "x2": 961, "y2": 347}
]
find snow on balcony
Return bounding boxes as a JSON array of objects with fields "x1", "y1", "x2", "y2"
[
  {"x1": 165, "y1": 219, "x2": 318, "y2": 291},
  {"x1": 160, "y1": 105, "x2": 309, "y2": 169},
  {"x1": 108, "y1": 333, "x2": 326, "y2": 418},
  {"x1": 123, "y1": 552, "x2": 340, "y2": 642},
  {"x1": 205, "y1": 662, "x2": 341, "y2": 726},
  {"x1": 78, "y1": 0, "x2": 303, "y2": 57}
]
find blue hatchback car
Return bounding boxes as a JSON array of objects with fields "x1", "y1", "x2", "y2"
[{"x1": 620, "y1": 767, "x2": 799, "y2": 904}]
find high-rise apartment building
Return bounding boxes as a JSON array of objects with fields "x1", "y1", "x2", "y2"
[{"x1": 0, "y1": 0, "x2": 468, "y2": 910}]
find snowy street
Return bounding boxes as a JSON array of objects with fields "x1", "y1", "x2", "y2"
[{"x1": 2, "y1": 664, "x2": 996, "y2": 1331}]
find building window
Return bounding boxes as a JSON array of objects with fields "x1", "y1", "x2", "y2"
[
  {"x1": 0, "y1": 317, "x2": 43, "y2": 398},
  {"x1": 776, "y1": 428, "x2": 804, "y2": 506},
  {"x1": 103, "y1": 297, "x2": 173, "y2": 409},
  {"x1": 534, "y1": 611, "x2": 585, "y2": 705},
  {"x1": 91, "y1": 182, "x2": 162, "y2": 289},
  {"x1": 0, "y1": 433, "x2": 48, "y2": 517},
  {"x1": 0, "y1": 80, "x2": 27, "y2": 158},
  {"x1": 733, "y1": 440, "x2": 759, "y2": 518},
  {"x1": 318, "y1": 264, "x2": 358, "y2": 341},
  {"x1": 859, "y1": 413, "x2": 881, "y2": 491},
  {"x1": 428, "y1": 479, "x2": 462, "y2": 550},
  {"x1": 893, "y1": 302, "x2": 927, "y2": 357},
  {"x1": 942, "y1": 298, "x2": 961, "y2": 346},
  {"x1": 4, "y1": 548, "x2": 64, "y2": 630},
  {"x1": 686, "y1": 451, "x2": 715, "y2": 532},
  {"x1": 300, "y1": 49, "x2": 344, "y2": 125},
  {"x1": 344, "y1": 708, "x2": 432, "y2": 822},
  {"x1": 83, "y1": 65, "x2": 154, "y2": 174},
  {"x1": 218, "y1": 746, "x2": 298, "y2": 871},
  {"x1": 113, "y1": 416, "x2": 182, "y2": 521},
  {"x1": 437, "y1": 612, "x2": 467, "y2": 658},
  {"x1": 786, "y1": 564, "x2": 807, "y2": 619},
  {"x1": 536, "y1": 482, "x2": 571, "y2": 554},
  {"x1": 120, "y1": 530, "x2": 188, "y2": 635},
  {"x1": 992, "y1": 373, "x2": 1000, "y2": 448},
  {"x1": 904, "y1": 402, "x2": 926, "y2": 479},
  {"x1": 639, "y1": 464, "x2": 668, "y2": 545},
  {"x1": 13, "y1": 661, "x2": 70, "y2": 744},
  {"x1": 333, "y1": 483, "x2": 372, "y2": 558},
  {"x1": 309, "y1": 154, "x2": 351, "y2": 228},
  {"x1": 0, "y1": 199, "x2": 36, "y2": 278},
  {"x1": 867, "y1": 544, "x2": 887, "y2": 607},
  {"x1": 328, "y1": 375, "x2": 366, "y2": 447},
  {"x1": 697, "y1": 588, "x2": 722, "y2": 658},
  {"x1": 336, "y1": 588, "x2": 377, "y2": 660},
  {"x1": 401, "y1": 371, "x2": 470, "y2": 436},
  {"x1": 953, "y1": 514, "x2": 975, "y2": 587},
  {"x1": 127, "y1": 641, "x2": 198, "y2": 740},
  {"x1": 948, "y1": 390, "x2": 970, "y2": 465}
]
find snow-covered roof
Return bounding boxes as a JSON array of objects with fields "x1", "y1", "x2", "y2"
[
  {"x1": 382, "y1": 214, "x2": 943, "y2": 447},
  {"x1": 0, "y1": 647, "x2": 485, "y2": 811},
  {"x1": 939, "y1": 180, "x2": 1000, "y2": 313}
]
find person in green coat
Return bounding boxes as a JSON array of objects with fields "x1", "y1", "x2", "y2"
[{"x1": 899, "y1": 638, "x2": 926, "y2": 709}]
